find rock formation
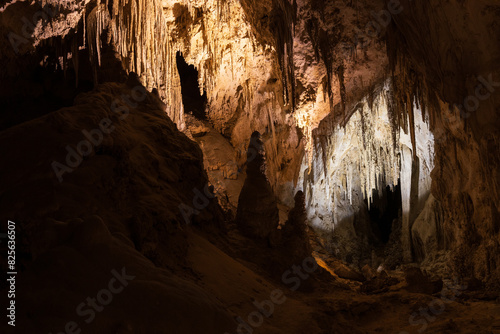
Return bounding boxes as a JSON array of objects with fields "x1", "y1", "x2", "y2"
[
  {"x1": 0, "y1": 81, "x2": 233, "y2": 333},
  {"x1": 236, "y1": 131, "x2": 280, "y2": 241},
  {"x1": 280, "y1": 190, "x2": 311, "y2": 261}
]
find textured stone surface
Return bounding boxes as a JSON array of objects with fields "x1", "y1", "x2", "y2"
[
  {"x1": 296, "y1": 82, "x2": 434, "y2": 265},
  {"x1": 0, "y1": 82, "x2": 233, "y2": 333}
]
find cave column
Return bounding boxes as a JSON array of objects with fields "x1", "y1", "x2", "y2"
[{"x1": 400, "y1": 146, "x2": 413, "y2": 262}]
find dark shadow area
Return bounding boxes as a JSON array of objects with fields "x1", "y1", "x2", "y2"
[
  {"x1": 176, "y1": 51, "x2": 207, "y2": 120},
  {"x1": 0, "y1": 36, "x2": 126, "y2": 131},
  {"x1": 366, "y1": 182, "x2": 402, "y2": 244},
  {"x1": 0, "y1": 57, "x2": 94, "y2": 131}
]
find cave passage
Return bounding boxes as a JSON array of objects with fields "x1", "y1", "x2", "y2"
[
  {"x1": 176, "y1": 51, "x2": 207, "y2": 120},
  {"x1": 366, "y1": 182, "x2": 402, "y2": 244}
]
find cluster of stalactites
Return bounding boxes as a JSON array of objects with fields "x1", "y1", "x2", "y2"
[
  {"x1": 387, "y1": 51, "x2": 439, "y2": 158},
  {"x1": 36, "y1": 0, "x2": 298, "y2": 138},
  {"x1": 308, "y1": 80, "x2": 409, "y2": 210},
  {"x1": 40, "y1": 0, "x2": 293, "y2": 136},
  {"x1": 320, "y1": 77, "x2": 436, "y2": 210},
  {"x1": 101, "y1": 0, "x2": 261, "y2": 130},
  {"x1": 86, "y1": 3, "x2": 109, "y2": 83},
  {"x1": 349, "y1": 83, "x2": 401, "y2": 209},
  {"x1": 75, "y1": 0, "x2": 186, "y2": 127}
]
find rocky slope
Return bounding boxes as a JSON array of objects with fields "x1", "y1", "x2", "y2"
[{"x1": 0, "y1": 80, "x2": 234, "y2": 333}]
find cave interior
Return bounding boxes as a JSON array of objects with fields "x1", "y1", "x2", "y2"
[{"x1": 0, "y1": 0, "x2": 499, "y2": 333}]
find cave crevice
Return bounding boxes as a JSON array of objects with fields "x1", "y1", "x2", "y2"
[{"x1": 176, "y1": 51, "x2": 207, "y2": 121}]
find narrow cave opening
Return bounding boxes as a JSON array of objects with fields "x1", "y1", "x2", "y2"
[
  {"x1": 366, "y1": 182, "x2": 402, "y2": 244},
  {"x1": 176, "y1": 52, "x2": 207, "y2": 120}
]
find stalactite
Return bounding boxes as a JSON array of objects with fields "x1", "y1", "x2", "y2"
[
  {"x1": 271, "y1": 0, "x2": 296, "y2": 111},
  {"x1": 74, "y1": 0, "x2": 281, "y2": 135},
  {"x1": 86, "y1": 3, "x2": 110, "y2": 84},
  {"x1": 302, "y1": 78, "x2": 433, "y2": 219},
  {"x1": 83, "y1": 8, "x2": 86, "y2": 49},
  {"x1": 267, "y1": 98, "x2": 278, "y2": 160},
  {"x1": 336, "y1": 64, "x2": 347, "y2": 114}
]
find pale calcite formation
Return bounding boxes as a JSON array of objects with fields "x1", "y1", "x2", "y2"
[
  {"x1": 398, "y1": 99, "x2": 435, "y2": 261},
  {"x1": 296, "y1": 81, "x2": 434, "y2": 263},
  {"x1": 291, "y1": 0, "x2": 389, "y2": 167}
]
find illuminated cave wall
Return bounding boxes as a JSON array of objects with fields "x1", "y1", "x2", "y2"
[
  {"x1": 296, "y1": 81, "x2": 435, "y2": 265},
  {"x1": 386, "y1": 0, "x2": 500, "y2": 283},
  {"x1": 150, "y1": 0, "x2": 303, "y2": 201}
]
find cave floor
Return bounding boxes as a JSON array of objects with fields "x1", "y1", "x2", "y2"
[{"x1": 187, "y1": 228, "x2": 500, "y2": 334}]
